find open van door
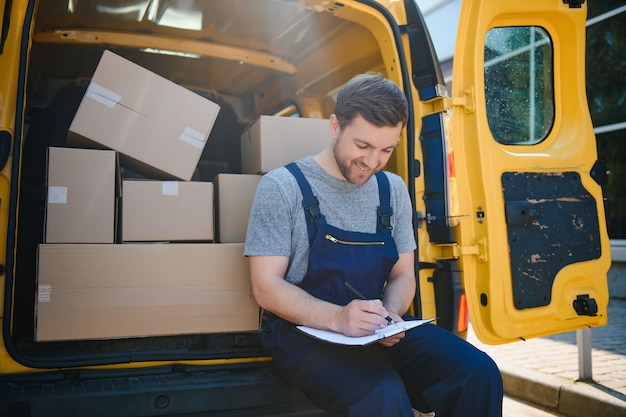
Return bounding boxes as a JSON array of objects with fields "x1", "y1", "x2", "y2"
[{"x1": 452, "y1": 0, "x2": 610, "y2": 344}]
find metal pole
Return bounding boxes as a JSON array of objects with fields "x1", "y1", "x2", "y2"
[{"x1": 577, "y1": 328, "x2": 593, "y2": 381}]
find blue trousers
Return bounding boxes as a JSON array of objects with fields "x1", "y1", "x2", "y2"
[{"x1": 265, "y1": 320, "x2": 503, "y2": 417}]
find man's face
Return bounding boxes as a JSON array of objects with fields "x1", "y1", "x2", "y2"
[{"x1": 330, "y1": 114, "x2": 402, "y2": 185}]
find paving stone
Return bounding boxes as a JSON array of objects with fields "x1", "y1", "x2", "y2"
[{"x1": 467, "y1": 299, "x2": 626, "y2": 416}]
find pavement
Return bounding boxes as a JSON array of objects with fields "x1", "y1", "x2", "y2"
[{"x1": 467, "y1": 298, "x2": 626, "y2": 417}]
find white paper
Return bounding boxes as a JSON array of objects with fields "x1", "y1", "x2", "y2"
[
  {"x1": 38, "y1": 284, "x2": 52, "y2": 303},
  {"x1": 48, "y1": 186, "x2": 68, "y2": 204},
  {"x1": 162, "y1": 181, "x2": 179, "y2": 196},
  {"x1": 296, "y1": 318, "x2": 436, "y2": 346}
]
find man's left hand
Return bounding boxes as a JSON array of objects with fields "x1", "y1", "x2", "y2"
[{"x1": 378, "y1": 312, "x2": 404, "y2": 347}]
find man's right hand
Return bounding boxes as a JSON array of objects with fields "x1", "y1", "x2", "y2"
[{"x1": 338, "y1": 299, "x2": 393, "y2": 337}]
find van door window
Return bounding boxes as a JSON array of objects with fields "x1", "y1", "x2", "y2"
[{"x1": 484, "y1": 26, "x2": 554, "y2": 145}]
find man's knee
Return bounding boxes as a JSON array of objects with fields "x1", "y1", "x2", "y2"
[
  {"x1": 467, "y1": 348, "x2": 503, "y2": 387},
  {"x1": 296, "y1": 364, "x2": 412, "y2": 416},
  {"x1": 347, "y1": 373, "x2": 413, "y2": 417}
]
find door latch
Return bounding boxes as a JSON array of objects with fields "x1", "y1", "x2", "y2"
[{"x1": 573, "y1": 294, "x2": 598, "y2": 316}]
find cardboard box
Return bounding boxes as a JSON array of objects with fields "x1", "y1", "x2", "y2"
[
  {"x1": 240, "y1": 116, "x2": 330, "y2": 174},
  {"x1": 45, "y1": 147, "x2": 117, "y2": 243},
  {"x1": 68, "y1": 50, "x2": 221, "y2": 180},
  {"x1": 214, "y1": 174, "x2": 261, "y2": 243},
  {"x1": 122, "y1": 180, "x2": 214, "y2": 242},
  {"x1": 35, "y1": 243, "x2": 259, "y2": 341}
]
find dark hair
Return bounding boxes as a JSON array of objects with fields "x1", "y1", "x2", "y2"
[{"x1": 333, "y1": 73, "x2": 408, "y2": 130}]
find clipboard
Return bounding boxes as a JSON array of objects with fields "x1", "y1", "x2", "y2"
[{"x1": 296, "y1": 318, "x2": 436, "y2": 346}]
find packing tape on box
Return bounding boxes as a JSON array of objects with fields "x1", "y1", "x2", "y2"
[
  {"x1": 48, "y1": 186, "x2": 68, "y2": 204},
  {"x1": 38, "y1": 284, "x2": 52, "y2": 303},
  {"x1": 162, "y1": 181, "x2": 179, "y2": 196},
  {"x1": 179, "y1": 127, "x2": 206, "y2": 149},
  {"x1": 86, "y1": 82, "x2": 122, "y2": 108}
]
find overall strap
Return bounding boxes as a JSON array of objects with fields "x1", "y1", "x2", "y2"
[
  {"x1": 285, "y1": 162, "x2": 324, "y2": 241},
  {"x1": 375, "y1": 171, "x2": 393, "y2": 231},
  {"x1": 286, "y1": 163, "x2": 393, "y2": 236}
]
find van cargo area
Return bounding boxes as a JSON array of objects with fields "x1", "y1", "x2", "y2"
[
  {"x1": 1, "y1": 1, "x2": 445, "y2": 415},
  {"x1": 4, "y1": 0, "x2": 440, "y2": 368},
  {"x1": 11, "y1": 0, "x2": 410, "y2": 366}
]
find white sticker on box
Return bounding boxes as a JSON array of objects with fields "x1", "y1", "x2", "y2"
[
  {"x1": 86, "y1": 82, "x2": 122, "y2": 108},
  {"x1": 48, "y1": 186, "x2": 68, "y2": 204},
  {"x1": 162, "y1": 181, "x2": 179, "y2": 196},
  {"x1": 38, "y1": 284, "x2": 52, "y2": 303},
  {"x1": 179, "y1": 127, "x2": 206, "y2": 149}
]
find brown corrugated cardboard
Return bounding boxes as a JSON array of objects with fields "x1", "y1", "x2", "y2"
[
  {"x1": 68, "y1": 50, "x2": 221, "y2": 180},
  {"x1": 240, "y1": 116, "x2": 330, "y2": 174},
  {"x1": 35, "y1": 243, "x2": 259, "y2": 341},
  {"x1": 214, "y1": 174, "x2": 261, "y2": 243},
  {"x1": 122, "y1": 180, "x2": 214, "y2": 242},
  {"x1": 45, "y1": 147, "x2": 117, "y2": 243}
]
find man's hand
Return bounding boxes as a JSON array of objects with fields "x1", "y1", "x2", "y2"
[
  {"x1": 377, "y1": 311, "x2": 405, "y2": 347},
  {"x1": 337, "y1": 299, "x2": 393, "y2": 337}
]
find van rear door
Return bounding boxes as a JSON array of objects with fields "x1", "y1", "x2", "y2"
[{"x1": 452, "y1": 0, "x2": 610, "y2": 344}]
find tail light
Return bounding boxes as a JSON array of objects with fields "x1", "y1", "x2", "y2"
[{"x1": 457, "y1": 293, "x2": 469, "y2": 333}]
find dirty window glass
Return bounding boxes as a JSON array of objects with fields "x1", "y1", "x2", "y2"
[{"x1": 484, "y1": 27, "x2": 554, "y2": 145}]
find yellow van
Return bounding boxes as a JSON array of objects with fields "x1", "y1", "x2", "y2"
[{"x1": 0, "y1": 0, "x2": 610, "y2": 415}]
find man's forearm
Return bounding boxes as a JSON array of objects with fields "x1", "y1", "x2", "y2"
[
  {"x1": 383, "y1": 272, "x2": 416, "y2": 317},
  {"x1": 382, "y1": 251, "x2": 416, "y2": 317},
  {"x1": 253, "y1": 274, "x2": 344, "y2": 331}
]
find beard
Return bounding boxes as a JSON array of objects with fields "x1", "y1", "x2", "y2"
[{"x1": 333, "y1": 141, "x2": 380, "y2": 186}]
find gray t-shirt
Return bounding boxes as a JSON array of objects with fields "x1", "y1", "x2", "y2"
[{"x1": 244, "y1": 156, "x2": 417, "y2": 284}]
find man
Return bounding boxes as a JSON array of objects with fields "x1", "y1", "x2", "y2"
[{"x1": 244, "y1": 73, "x2": 503, "y2": 417}]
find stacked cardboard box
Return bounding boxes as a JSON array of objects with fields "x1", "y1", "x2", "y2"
[
  {"x1": 214, "y1": 174, "x2": 262, "y2": 243},
  {"x1": 36, "y1": 243, "x2": 258, "y2": 341},
  {"x1": 122, "y1": 180, "x2": 214, "y2": 242},
  {"x1": 36, "y1": 50, "x2": 261, "y2": 342},
  {"x1": 45, "y1": 147, "x2": 118, "y2": 244},
  {"x1": 37, "y1": 50, "x2": 333, "y2": 342},
  {"x1": 68, "y1": 50, "x2": 220, "y2": 181},
  {"x1": 240, "y1": 115, "x2": 330, "y2": 174}
]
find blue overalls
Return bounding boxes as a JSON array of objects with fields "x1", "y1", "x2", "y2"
[{"x1": 261, "y1": 162, "x2": 503, "y2": 417}]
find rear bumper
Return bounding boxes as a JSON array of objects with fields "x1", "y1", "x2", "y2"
[{"x1": 0, "y1": 363, "x2": 326, "y2": 417}]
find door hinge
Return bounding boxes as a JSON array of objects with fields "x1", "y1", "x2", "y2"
[
  {"x1": 434, "y1": 238, "x2": 487, "y2": 262},
  {"x1": 422, "y1": 87, "x2": 475, "y2": 115}
]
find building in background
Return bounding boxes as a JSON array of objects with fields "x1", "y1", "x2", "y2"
[{"x1": 417, "y1": 0, "x2": 626, "y2": 298}]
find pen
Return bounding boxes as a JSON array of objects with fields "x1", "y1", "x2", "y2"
[{"x1": 344, "y1": 281, "x2": 397, "y2": 325}]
